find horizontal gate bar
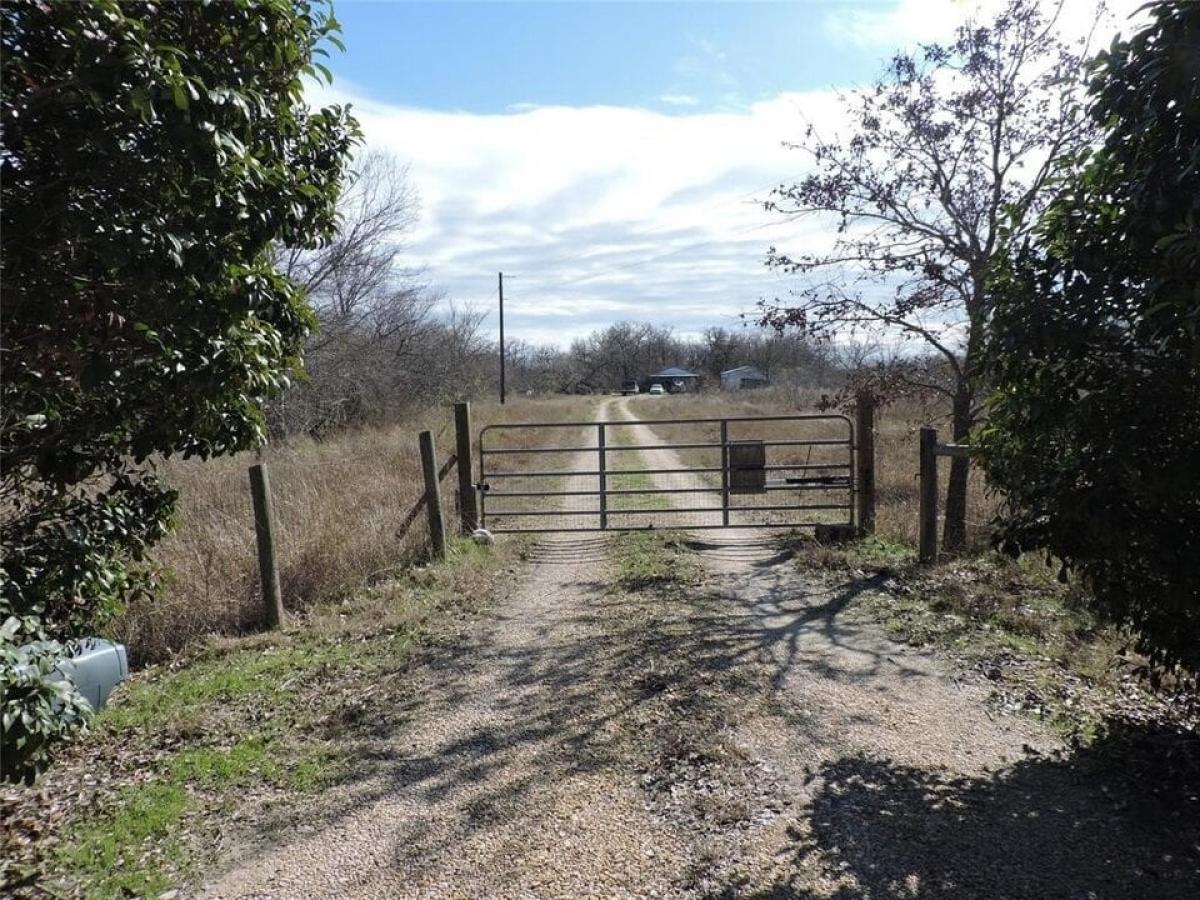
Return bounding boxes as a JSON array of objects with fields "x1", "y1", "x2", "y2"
[
  {"x1": 488, "y1": 486, "x2": 720, "y2": 497},
  {"x1": 486, "y1": 482, "x2": 847, "y2": 498},
  {"x1": 483, "y1": 462, "x2": 851, "y2": 478},
  {"x1": 487, "y1": 521, "x2": 850, "y2": 533},
  {"x1": 484, "y1": 466, "x2": 724, "y2": 478},
  {"x1": 480, "y1": 413, "x2": 852, "y2": 428},
  {"x1": 481, "y1": 442, "x2": 719, "y2": 455},
  {"x1": 481, "y1": 439, "x2": 850, "y2": 454},
  {"x1": 758, "y1": 438, "x2": 851, "y2": 448},
  {"x1": 482, "y1": 445, "x2": 599, "y2": 455},
  {"x1": 487, "y1": 503, "x2": 852, "y2": 517},
  {"x1": 762, "y1": 463, "x2": 849, "y2": 472}
]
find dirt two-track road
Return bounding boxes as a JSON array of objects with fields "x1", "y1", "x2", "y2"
[{"x1": 204, "y1": 398, "x2": 1199, "y2": 899}]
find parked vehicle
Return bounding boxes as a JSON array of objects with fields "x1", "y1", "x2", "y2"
[
  {"x1": 621, "y1": 380, "x2": 640, "y2": 395},
  {"x1": 648, "y1": 384, "x2": 665, "y2": 395}
]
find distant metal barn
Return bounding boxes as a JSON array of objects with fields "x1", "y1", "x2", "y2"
[{"x1": 720, "y1": 365, "x2": 769, "y2": 390}]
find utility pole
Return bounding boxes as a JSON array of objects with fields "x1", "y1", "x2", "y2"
[{"x1": 498, "y1": 271, "x2": 506, "y2": 405}]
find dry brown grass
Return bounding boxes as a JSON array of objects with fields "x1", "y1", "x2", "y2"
[
  {"x1": 624, "y1": 386, "x2": 997, "y2": 547},
  {"x1": 116, "y1": 387, "x2": 990, "y2": 665},
  {"x1": 113, "y1": 394, "x2": 599, "y2": 665}
]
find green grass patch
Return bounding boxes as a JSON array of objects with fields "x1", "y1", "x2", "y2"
[
  {"x1": 783, "y1": 532, "x2": 913, "y2": 571},
  {"x1": 100, "y1": 642, "x2": 338, "y2": 733},
  {"x1": 55, "y1": 782, "x2": 188, "y2": 900},
  {"x1": 45, "y1": 533, "x2": 513, "y2": 898},
  {"x1": 607, "y1": 424, "x2": 664, "y2": 511},
  {"x1": 169, "y1": 736, "x2": 282, "y2": 787},
  {"x1": 613, "y1": 531, "x2": 701, "y2": 592},
  {"x1": 608, "y1": 466, "x2": 660, "y2": 511},
  {"x1": 53, "y1": 736, "x2": 340, "y2": 899},
  {"x1": 289, "y1": 747, "x2": 340, "y2": 791},
  {"x1": 783, "y1": 532, "x2": 1104, "y2": 669}
]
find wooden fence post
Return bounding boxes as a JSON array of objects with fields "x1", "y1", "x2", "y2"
[
  {"x1": 419, "y1": 430, "x2": 447, "y2": 559},
  {"x1": 855, "y1": 393, "x2": 876, "y2": 535},
  {"x1": 248, "y1": 463, "x2": 285, "y2": 629},
  {"x1": 918, "y1": 427, "x2": 938, "y2": 563},
  {"x1": 453, "y1": 402, "x2": 477, "y2": 534}
]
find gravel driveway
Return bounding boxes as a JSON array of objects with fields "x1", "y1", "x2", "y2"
[{"x1": 204, "y1": 397, "x2": 1200, "y2": 899}]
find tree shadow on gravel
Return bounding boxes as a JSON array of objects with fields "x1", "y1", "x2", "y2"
[
  {"x1": 679, "y1": 566, "x2": 923, "y2": 691},
  {"x1": 233, "y1": 556, "x2": 669, "y2": 872},
  {"x1": 217, "y1": 534, "x2": 1199, "y2": 897},
  {"x1": 734, "y1": 719, "x2": 1200, "y2": 900},
  {"x1": 249, "y1": 539, "x2": 910, "y2": 855}
]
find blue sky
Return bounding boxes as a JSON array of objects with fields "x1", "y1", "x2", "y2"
[
  {"x1": 316, "y1": 1, "x2": 1135, "y2": 348},
  {"x1": 331, "y1": 1, "x2": 887, "y2": 113}
]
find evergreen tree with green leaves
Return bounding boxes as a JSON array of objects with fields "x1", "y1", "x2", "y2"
[
  {"x1": 978, "y1": 1, "x2": 1199, "y2": 674},
  {"x1": 0, "y1": 0, "x2": 360, "y2": 783}
]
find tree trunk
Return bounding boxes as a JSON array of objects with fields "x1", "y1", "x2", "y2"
[{"x1": 942, "y1": 378, "x2": 971, "y2": 551}]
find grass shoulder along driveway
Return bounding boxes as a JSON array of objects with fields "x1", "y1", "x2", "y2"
[{"x1": 1, "y1": 537, "x2": 524, "y2": 900}]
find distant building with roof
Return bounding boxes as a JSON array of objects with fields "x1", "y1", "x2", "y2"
[
  {"x1": 720, "y1": 365, "x2": 769, "y2": 391},
  {"x1": 645, "y1": 366, "x2": 701, "y2": 393}
]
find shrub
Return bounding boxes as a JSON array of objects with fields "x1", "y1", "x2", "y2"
[
  {"x1": 0, "y1": 0, "x2": 358, "y2": 780},
  {"x1": 977, "y1": 1, "x2": 1200, "y2": 673},
  {"x1": 1, "y1": 618, "x2": 93, "y2": 785}
]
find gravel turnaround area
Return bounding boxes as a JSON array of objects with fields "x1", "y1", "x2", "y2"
[{"x1": 204, "y1": 399, "x2": 1200, "y2": 899}]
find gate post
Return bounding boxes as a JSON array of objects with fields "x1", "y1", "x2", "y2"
[
  {"x1": 419, "y1": 430, "x2": 447, "y2": 560},
  {"x1": 454, "y1": 402, "x2": 477, "y2": 534},
  {"x1": 598, "y1": 422, "x2": 608, "y2": 531},
  {"x1": 248, "y1": 463, "x2": 285, "y2": 630},
  {"x1": 719, "y1": 419, "x2": 730, "y2": 526},
  {"x1": 855, "y1": 393, "x2": 876, "y2": 535},
  {"x1": 918, "y1": 426, "x2": 938, "y2": 563}
]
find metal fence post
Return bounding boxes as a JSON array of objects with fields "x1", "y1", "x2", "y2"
[
  {"x1": 419, "y1": 430, "x2": 447, "y2": 559},
  {"x1": 454, "y1": 402, "x2": 477, "y2": 534},
  {"x1": 720, "y1": 419, "x2": 730, "y2": 526},
  {"x1": 918, "y1": 427, "x2": 938, "y2": 563},
  {"x1": 248, "y1": 463, "x2": 285, "y2": 629},
  {"x1": 598, "y1": 422, "x2": 607, "y2": 531},
  {"x1": 855, "y1": 393, "x2": 876, "y2": 535}
]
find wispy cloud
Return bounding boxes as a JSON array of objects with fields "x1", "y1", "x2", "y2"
[
  {"x1": 311, "y1": 84, "x2": 843, "y2": 346},
  {"x1": 823, "y1": 0, "x2": 1147, "y2": 51},
  {"x1": 658, "y1": 93, "x2": 701, "y2": 107},
  {"x1": 667, "y1": 32, "x2": 740, "y2": 107}
]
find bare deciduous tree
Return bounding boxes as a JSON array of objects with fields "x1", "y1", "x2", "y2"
[
  {"x1": 761, "y1": 0, "x2": 1095, "y2": 548},
  {"x1": 281, "y1": 151, "x2": 420, "y2": 341},
  {"x1": 271, "y1": 152, "x2": 492, "y2": 436}
]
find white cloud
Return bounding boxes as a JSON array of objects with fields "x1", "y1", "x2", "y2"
[
  {"x1": 310, "y1": 84, "x2": 844, "y2": 347},
  {"x1": 824, "y1": 0, "x2": 961, "y2": 47},
  {"x1": 824, "y1": 0, "x2": 1150, "y2": 51}
]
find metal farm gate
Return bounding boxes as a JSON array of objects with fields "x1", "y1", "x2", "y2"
[{"x1": 477, "y1": 413, "x2": 859, "y2": 534}]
